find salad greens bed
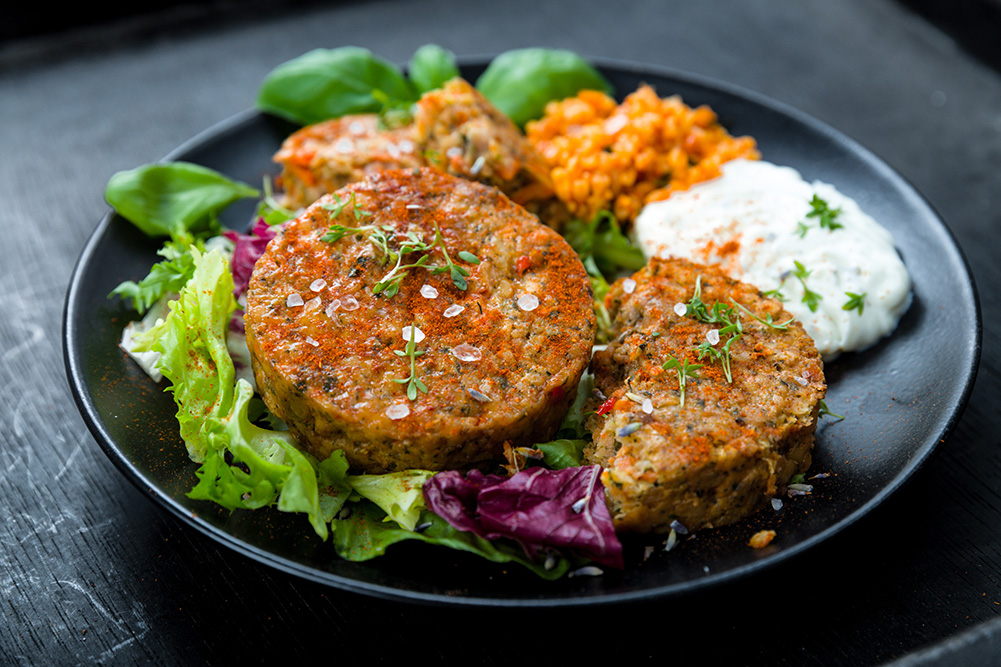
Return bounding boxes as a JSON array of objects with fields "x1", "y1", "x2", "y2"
[{"x1": 109, "y1": 45, "x2": 642, "y2": 577}]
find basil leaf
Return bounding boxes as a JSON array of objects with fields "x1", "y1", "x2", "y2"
[
  {"x1": 105, "y1": 162, "x2": 258, "y2": 239},
  {"x1": 476, "y1": 48, "x2": 613, "y2": 126},
  {"x1": 256, "y1": 47, "x2": 417, "y2": 125},
  {"x1": 408, "y1": 44, "x2": 460, "y2": 94}
]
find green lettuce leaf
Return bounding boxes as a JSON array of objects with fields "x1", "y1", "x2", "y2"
[
  {"x1": 132, "y1": 248, "x2": 348, "y2": 539},
  {"x1": 346, "y1": 470, "x2": 435, "y2": 531},
  {"x1": 330, "y1": 505, "x2": 572, "y2": 579}
]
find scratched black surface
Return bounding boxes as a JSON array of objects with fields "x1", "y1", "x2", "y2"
[{"x1": 4, "y1": 0, "x2": 1001, "y2": 664}]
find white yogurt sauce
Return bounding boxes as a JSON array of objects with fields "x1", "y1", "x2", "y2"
[{"x1": 632, "y1": 159, "x2": 912, "y2": 360}]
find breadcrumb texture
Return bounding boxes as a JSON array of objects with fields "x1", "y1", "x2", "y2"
[
  {"x1": 274, "y1": 78, "x2": 566, "y2": 227},
  {"x1": 245, "y1": 168, "x2": 595, "y2": 473},
  {"x1": 585, "y1": 257, "x2": 825, "y2": 533}
]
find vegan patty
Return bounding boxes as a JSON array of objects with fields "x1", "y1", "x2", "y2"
[
  {"x1": 245, "y1": 168, "x2": 596, "y2": 473},
  {"x1": 273, "y1": 78, "x2": 566, "y2": 227},
  {"x1": 585, "y1": 257, "x2": 825, "y2": 533}
]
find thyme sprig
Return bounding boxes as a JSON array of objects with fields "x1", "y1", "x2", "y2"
[
  {"x1": 393, "y1": 325, "x2": 427, "y2": 400},
  {"x1": 662, "y1": 354, "x2": 702, "y2": 409}
]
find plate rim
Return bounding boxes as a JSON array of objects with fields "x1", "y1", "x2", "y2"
[{"x1": 63, "y1": 56, "x2": 983, "y2": 607}]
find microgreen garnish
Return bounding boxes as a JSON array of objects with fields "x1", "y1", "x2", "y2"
[
  {"x1": 322, "y1": 214, "x2": 478, "y2": 297},
  {"x1": 682, "y1": 277, "x2": 742, "y2": 382},
  {"x1": 393, "y1": 324, "x2": 427, "y2": 400},
  {"x1": 321, "y1": 191, "x2": 373, "y2": 222},
  {"x1": 425, "y1": 223, "x2": 478, "y2": 291},
  {"x1": 662, "y1": 354, "x2": 702, "y2": 408},
  {"x1": 842, "y1": 291, "x2": 866, "y2": 315},
  {"x1": 792, "y1": 261, "x2": 823, "y2": 312},
  {"x1": 807, "y1": 194, "x2": 843, "y2": 232},
  {"x1": 762, "y1": 287, "x2": 787, "y2": 301},
  {"x1": 730, "y1": 298, "x2": 795, "y2": 330},
  {"x1": 796, "y1": 221, "x2": 811, "y2": 239},
  {"x1": 818, "y1": 400, "x2": 844, "y2": 420}
]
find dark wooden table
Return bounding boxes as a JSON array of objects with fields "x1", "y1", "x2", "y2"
[{"x1": 3, "y1": 1, "x2": 1000, "y2": 663}]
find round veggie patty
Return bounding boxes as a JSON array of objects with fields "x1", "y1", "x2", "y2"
[{"x1": 245, "y1": 168, "x2": 596, "y2": 472}]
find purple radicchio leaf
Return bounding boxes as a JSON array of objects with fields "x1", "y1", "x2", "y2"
[
  {"x1": 223, "y1": 218, "x2": 278, "y2": 298},
  {"x1": 423, "y1": 465, "x2": 623, "y2": 569}
]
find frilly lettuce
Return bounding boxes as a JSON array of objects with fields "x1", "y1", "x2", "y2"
[{"x1": 131, "y1": 248, "x2": 350, "y2": 539}]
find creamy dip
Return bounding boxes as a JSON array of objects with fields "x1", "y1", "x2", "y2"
[{"x1": 632, "y1": 159, "x2": 911, "y2": 360}]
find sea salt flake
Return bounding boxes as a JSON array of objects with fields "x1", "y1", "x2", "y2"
[
  {"x1": 467, "y1": 388, "x2": 492, "y2": 402},
  {"x1": 305, "y1": 336, "x2": 319, "y2": 347},
  {"x1": 340, "y1": 296, "x2": 359, "y2": 311},
  {"x1": 470, "y1": 155, "x2": 486, "y2": 175},
  {"x1": 623, "y1": 278, "x2": 637, "y2": 294},
  {"x1": 310, "y1": 278, "x2": 327, "y2": 292},
  {"x1": 325, "y1": 299, "x2": 342, "y2": 317},
  {"x1": 386, "y1": 142, "x2": 401, "y2": 158},
  {"x1": 386, "y1": 404, "x2": 410, "y2": 420},
  {"x1": 402, "y1": 325, "x2": 426, "y2": 343},
  {"x1": 334, "y1": 138, "x2": 354, "y2": 153},
  {"x1": 446, "y1": 146, "x2": 463, "y2": 158},
  {"x1": 706, "y1": 329, "x2": 721, "y2": 345},
  {"x1": 406, "y1": 204, "x2": 423, "y2": 210},
  {"x1": 772, "y1": 498, "x2": 784, "y2": 511},
  {"x1": 304, "y1": 296, "x2": 322, "y2": 311},
  {"x1": 398, "y1": 139, "x2": 415, "y2": 153},
  {"x1": 674, "y1": 302, "x2": 687, "y2": 317},
  {"x1": 420, "y1": 284, "x2": 439, "y2": 299},
  {"x1": 517, "y1": 294, "x2": 539, "y2": 311},
  {"x1": 452, "y1": 344, "x2": 482, "y2": 362},
  {"x1": 348, "y1": 121, "x2": 365, "y2": 135},
  {"x1": 642, "y1": 398, "x2": 653, "y2": 414},
  {"x1": 795, "y1": 376, "x2": 809, "y2": 386},
  {"x1": 443, "y1": 304, "x2": 464, "y2": 318},
  {"x1": 286, "y1": 293, "x2": 304, "y2": 307}
]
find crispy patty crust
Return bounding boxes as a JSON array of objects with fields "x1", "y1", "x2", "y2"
[
  {"x1": 585, "y1": 257, "x2": 826, "y2": 533},
  {"x1": 273, "y1": 78, "x2": 566, "y2": 227},
  {"x1": 245, "y1": 168, "x2": 596, "y2": 473}
]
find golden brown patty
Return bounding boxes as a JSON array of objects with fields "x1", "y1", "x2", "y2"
[
  {"x1": 273, "y1": 78, "x2": 566, "y2": 228},
  {"x1": 585, "y1": 257, "x2": 825, "y2": 533},
  {"x1": 273, "y1": 114, "x2": 423, "y2": 211},
  {"x1": 245, "y1": 168, "x2": 596, "y2": 473}
]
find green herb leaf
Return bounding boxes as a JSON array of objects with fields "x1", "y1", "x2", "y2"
[
  {"x1": 806, "y1": 194, "x2": 843, "y2": 232},
  {"x1": 843, "y1": 291, "x2": 866, "y2": 315},
  {"x1": 476, "y1": 48, "x2": 613, "y2": 126},
  {"x1": 256, "y1": 47, "x2": 417, "y2": 125},
  {"x1": 105, "y1": 162, "x2": 258, "y2": 239},
  {"x1": 792, "y1": 261, "x2": 823, "y2": 312},
  {"x1": 662, "y1": 354, "x2": 702, "y2": 408},
  {"x1": 408, "y1": 44, "x2": 460, "y2": 94},
  {"x1": 457, "y1": 250, "x2": 481, "y2": 264},
  {"x1": 109, "y1": 239, "x2": 199, "y2": 314},
  {"x1": 818, "y1": 400, "x2": 845, "y2": 420}
]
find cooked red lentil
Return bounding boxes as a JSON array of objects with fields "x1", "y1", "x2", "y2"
[{"x1": 526, "y1": 85, "x2": 759, "y2": 224}]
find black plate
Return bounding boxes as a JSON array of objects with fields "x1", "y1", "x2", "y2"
[{"x1": 63, "y1": 59, "x2": 981, "y2": 606}]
